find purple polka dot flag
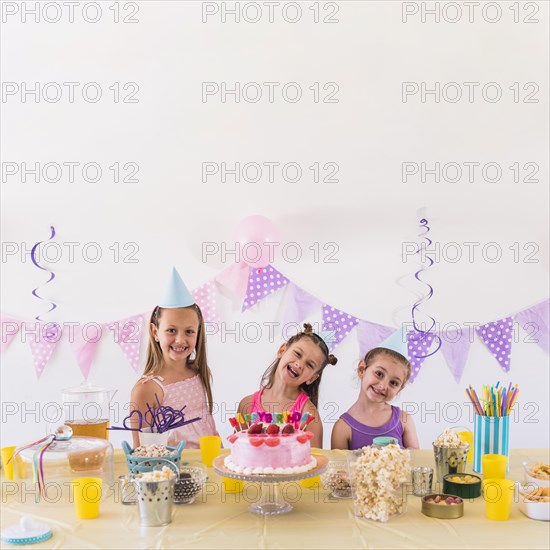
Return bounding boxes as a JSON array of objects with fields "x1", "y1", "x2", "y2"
[
  {"x1": 242, "y1": 265, "x2": 289, "y2": 312},
  {"x1": 322, "y1": 305, "x2": 359, "y2": 351},
  {"x1": 475, "y1": 317, "x2": 513, "y2": 373},
  {"x1": 192, "y1": 279, "x2": 220, "y2": 324},
  {"x1": 28, "y1": 322, "x2": 62, "y2": 378},
  {"x1": 407, "y1": 330, "x2": 436, "y2": 383},
  {"x1": 106, "y1": 314, "x2": 144, "y2": 372}
]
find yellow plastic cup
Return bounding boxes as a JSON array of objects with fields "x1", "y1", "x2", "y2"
[
  {"x1": 199, "y1": 436, "x2": 221, "y2": 467},
  {"x1": 482, "y1": 454, "x2": 508, "y2": 479},
  {"x1": 72, "y1": 477, "x2": 102, "y2": 519},
  {"x1": 483, "y1": 478, "x2": 514, "y2": 520},
  {"x1": 222, "y1": 478, "x2": 244, "y2": 493},
  {"x1": 300, "y1": 476, "x2": 320, "y2": 489},
  {"x1": 457, "y1": 431, "x2": 474, "y2": 463},
  {"x1": 1, "y1": 446, "x2": 16, "y2": 480}
]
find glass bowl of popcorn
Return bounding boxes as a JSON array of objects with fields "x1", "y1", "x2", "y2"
[
  {"x1": 320, "y1": 461, "x2": 352, "y2": 499},
  {"x1": 174, "y1": 464, "x2": 208, "y2": 505},
  {"x1": 347, "y1": 445, "x2": 411, "y2": 522}
]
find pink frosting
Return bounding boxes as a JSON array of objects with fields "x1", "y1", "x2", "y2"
[{"x1": 227, "y1": 431, "x2": 313, "y2": 471}]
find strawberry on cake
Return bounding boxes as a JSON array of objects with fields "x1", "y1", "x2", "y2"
[{"x1": 224, "y1": 418, "x2": 317, "y2": 475}]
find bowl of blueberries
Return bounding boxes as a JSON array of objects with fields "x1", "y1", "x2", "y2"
[{"x1": 174, "y1": 464, "x2": 208, "y2": 505}]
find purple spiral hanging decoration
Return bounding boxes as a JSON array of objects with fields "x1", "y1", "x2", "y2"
[
  {"x1": 410, "y1": 218, "x2": 441, "y2": 358},
  {"x1": 31, "y1": 226, "x2": 58, "y2": 323}
]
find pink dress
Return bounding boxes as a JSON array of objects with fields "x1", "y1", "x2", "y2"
[
  {"x1": 140, "y1": 374, "x2": 218, "y2": 449},
  {"x1": 250, "y1": 388, "x2": 310, "y2": 416}
]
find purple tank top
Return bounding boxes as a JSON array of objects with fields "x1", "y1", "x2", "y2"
[{"x1": 340, "y1": 406, "x2": 404, "y2": 449}]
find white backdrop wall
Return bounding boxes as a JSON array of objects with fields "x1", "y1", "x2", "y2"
[{"x1": 1, "y1": 1, "x2": 549, "y2": 449}]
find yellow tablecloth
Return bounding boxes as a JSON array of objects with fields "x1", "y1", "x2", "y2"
[{"x1": 1, "y1": 449, "x2": 549, "y2": 549}]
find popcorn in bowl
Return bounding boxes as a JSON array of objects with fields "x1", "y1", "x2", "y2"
[
  {"x1": 138, "y1": 466, "x2": 176, "y2": 482},
  {"x1": 433, "y1": 429, "x2": 465, "y2": 448},
  {"x1": 348, "y1": 444, "x2": 411, "y2": 522},
  {"x1": 131, "y1": 444, "x2": 174, "y2": 458}
]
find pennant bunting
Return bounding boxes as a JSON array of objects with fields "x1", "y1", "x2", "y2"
[
  {"x1": 70, "y1": 324, "x2": 103, "y2": 379},
  {"x1": 106, "y1": 314, "x2": 144, "y2": 372},
  {"x1": 1, "y1": 316, "x2": 22, "y2": 353},
  {"x1": 242, "y1": 265, "x2": 289, "y2": 312},
  {"x1": 475, "y1": 317, "x2": 513, "y2": 373},
  {"x1": 27, "y1": 322, "x2": 62, "y2": 378},
  {"x1": 192, "y1": 278, "x2": 220, "y2": 324},
  {"x1": 282, "y1": 283, "x2": 322, "y2": 327},
  {"x1": 439, "y1": 328, "x2": 472, "y2": 383},
  {"x1": 215, "y1": 261, "x2": 250, "y2": 299},
  {"x1": 407, "y1": 330, "x2": 436, "y2": 383},
  {"x1": 322, "y1": 305, "x2": 359, "y2": 351},
  {"x1": 356, "y1": 320, "x2": 395, "y2": 357},
  {"x1": 514, "y1": 299, "x2": 549, "y2": 355}
]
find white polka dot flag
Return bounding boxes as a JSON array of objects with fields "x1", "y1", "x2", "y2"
[
  {"x1": 407, "y1": 330, "x2": 436, "y2": 383},
  {"x1": 322, "y1": 305, "x2": 359, "y2": 351},
  {"x1": 0, "y1": 315, "x2": 21, "y2": 353},
  {"x1": 106, "y1": 314, "x2": 144, "y2": 372},
  {"x1": 192, "y1": 279, "x2": 220, "y2": 324},
  {"x1": 475, "y1": 317, "x2": 514, "y2": 373},
  {"x1": 242, "y1": 265, "x2": 289, "y2": 312},
  {"x1": 70, "y1": 324, "x2": 103, "y2": 380},
  {"x1": 27, "y1": 322, "x2": 63, "y2": 378}
]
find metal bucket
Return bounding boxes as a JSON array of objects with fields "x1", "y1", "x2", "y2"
[
  {"x1": 433, "y1": 444, "x2": 469, "y2": 483},
  {"x1": 133, "y1": 459, "x2": 178, "y2": 526}
]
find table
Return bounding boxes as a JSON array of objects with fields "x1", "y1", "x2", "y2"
[{"x1": 1, "y1": 449, "x2": 549, "y2": 549}]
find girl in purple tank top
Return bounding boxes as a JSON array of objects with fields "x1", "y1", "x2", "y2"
[
  {"x1": 331, "y1": 347, "x2": 420, "y2": 450},
  {"x1": 238, "y1": 324, "x2": 338, "y2": 448}
]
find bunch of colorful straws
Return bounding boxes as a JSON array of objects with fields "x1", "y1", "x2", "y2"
[{"x1": 466, "y1": 382, "x2": 519, "y2": 417}]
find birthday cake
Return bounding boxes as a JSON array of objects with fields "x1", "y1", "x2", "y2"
[{"x1": 224, "y1": 412, "x2": 317, "y2": 475}]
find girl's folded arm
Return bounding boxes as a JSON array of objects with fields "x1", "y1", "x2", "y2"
[
  {"x1": 401, "y1": 411, "x2": 420, "y2": 449},
  {"x1": 304, "y1": 401, "x2": 323, "y2": 449},
  {"x1": 331, "y1": 418, "x2": 351, "y2": 450}
]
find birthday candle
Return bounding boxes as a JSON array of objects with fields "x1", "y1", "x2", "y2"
[
  {"x1": 251, "y1": 413, "x2": 259, "y2": 423},
  {"x1": 283, "y1": 412, "x2": 290, "y2": 423},
  {"x1": 275, "y1": 413, "x2": 283, "y2": 424},
  {"x1": 304, "y1": 415, "x2": 315, "y2": 428},
  {"x1": 245, "y1": 414, "x2": 251, "y2": 426},
  {"x1": 236, "y1": 413, "x2": 245, "y2": 425}
]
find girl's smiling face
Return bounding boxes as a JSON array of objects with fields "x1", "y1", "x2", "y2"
[
  {"x1": 152, "y1": 308, "x2": 199, "y2": 364},
  {"x1": 359, "y1": 353, "x2": 407, "y2": 403},
  {"x1": 276, "y1": 339, "x2": 326, "y2": 388}
]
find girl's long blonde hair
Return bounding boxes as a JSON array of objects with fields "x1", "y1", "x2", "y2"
[{"x1": 143, "y1": 304, "x2": 214, "y2": 414}]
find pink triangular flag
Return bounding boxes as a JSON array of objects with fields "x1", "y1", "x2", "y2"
[
  {"x1": 215, "y1": 261, "x2": 250, "y2": 299},
  {"x1": 282, "y1": 283, "x2": 322, "y2": 327},
  {"x1": 515, "y1": 299, "x2": 549, "y2": 354},
  {"x1": 242, "y1": 265, "x2": 289, "y2": 312},
  {"x1": 407, "y1": 330, "x2": 436, "y2": 383},
  {"x1": 27, "y1": 322, "x2": 62, "y2": 378},
  {"x1": 1, "y1": 316, "x2": 22, "y2": 353},
  {"x1": 192, "y1": 279, "x2": 220, "y2": 324},
  {"x1": 106, "y1": 314, "x2": 144, "y2": 372},
  {"x1": 475, "y1": 317, "x2": 514, "y2": 373},
  {"x1": 322, "y1": 305, "x2": 359, "y2": 351},
  {"x1": 356, "y1": 320, "x2": 395, "y2": 357},
  {"x1": 439, "y1": 328, "x2": 472, "y2": 383},
  {"x1": 70, "y1": 324, "x2": 103, "y2": 379}
]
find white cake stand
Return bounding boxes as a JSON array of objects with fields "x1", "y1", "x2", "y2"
[{"x1": 213, "y1": 454, "x2": 328, "y2": 515}]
